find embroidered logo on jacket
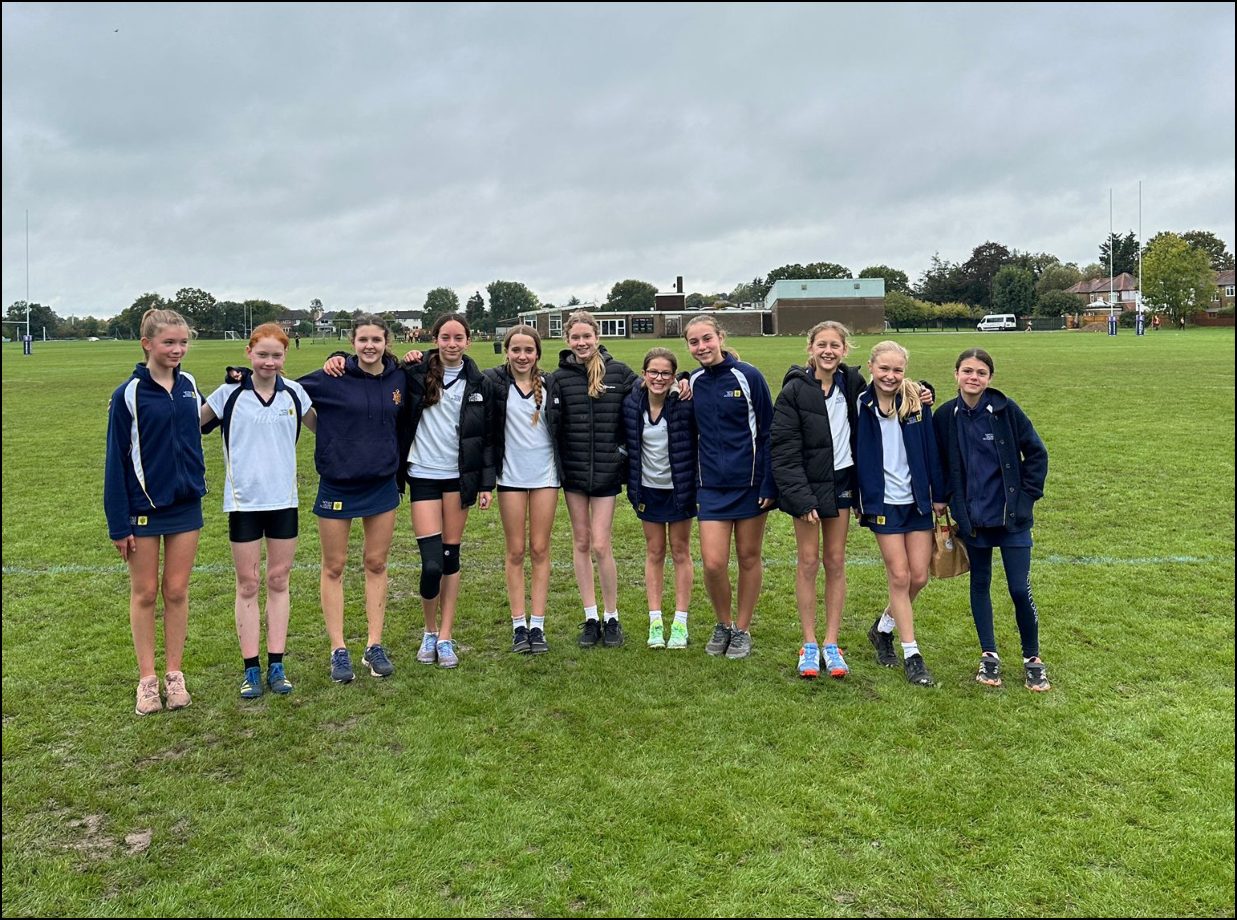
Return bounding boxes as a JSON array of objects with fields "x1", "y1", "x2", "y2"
[
  {"x1": 468, "y1": 393, "x2": 484, "y2": 403},
  {"x1": 392, "y1": 389, "x2": 402, "y2": 406}
]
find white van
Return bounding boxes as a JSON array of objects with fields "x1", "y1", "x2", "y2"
[{"x1": 976, "y1": 313, "x2": 1018, "y2": 332}]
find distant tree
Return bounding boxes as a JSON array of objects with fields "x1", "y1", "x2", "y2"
[
  {"x1": 884, "y1": 291, "x2": 930, "y2": 328},
  {"x1": 486, "y1": 281, "x2": 539, "y2": 332},
  {"x1": 1036, "y1": 262, "x2": 1082, "y2": 295},
  {"x1": 858, "y1": 265, "x2": 911, "y2": 295},
  {"x1": 172, "y1": 287, "x2": 219, "y2": 336},
  {"x1": 423, "y1": 287, "x2": 461, "y2": 327},
  {"x1": 603, "y1": 279, "x2": 658, "y2": 313},
  {"x1": 1099, "y1": 232, "x2": 1140, "y2": 276},
  {"x1": 1009, "y1": 250, "x2": 1064, "y2": 281},
  {"x1": 566, "y1": 295, "x2": 581, "y2": 307},
  {"x1": 685, "y1": 292, "x2": 708, "y2": 310},
  {"x1": 465, "y1": 291, "x2": 487, "y2": 332},
  {"x1": 107, "y1": 292, "x2": 167, "y2": 339},
  {"x1": 758, "y1": 262, "x2": 852, "y2": 302},
  {"x1": 991, "y1": 265, "x2": 1035, "y2": 316},
  {"x1": 917, "y1": 254, "x2": 967, "y2": 304},
  {"x1": 245, "y1": 299, "x2": 285, "y2": 329},
  {"x1": 1081, "y1": 262, "x2": 1107, "y2": 281},
  {"x1": 1143, "y1": 232, "x2": 1214, "y2": 321},
  {"x1": 6, "y1": 300, "x2": 60, "y2": 338},
  {"x1": 958, "y1": 241, "x2": 1014, "y2": 308},
  {"x1": 728, "y1": 280, "x2": 764, "y2": 305},
  {"x1": 1174, "y1": 230, "x2": 1234, "y2": 271},
  {"x1": 1035, "y1": 290, "x2": 1078, "y2": 317}
]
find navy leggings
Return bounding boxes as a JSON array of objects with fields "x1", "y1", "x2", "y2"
[{"x1": 968, "y1": 545, "x2": 1039, "y2": 658}]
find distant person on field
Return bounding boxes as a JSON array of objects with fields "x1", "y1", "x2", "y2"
[
  {"x1": 201, "y1": 323, "x2": 315, "y2": 699},
  {"x1": 104, "y1": 308, "x2": 206, "y2": 716},
  {"x1": 623, "y1": 347, "x2": 697, "y2": 650},
  {"x1": 934, "y1": 348, "x2": 1051, "y2": 692},
  {"x1": 1152, "y1": 315, "x2": 1161, "y2": 331},
  {"x1": 855, "y1": 341, "x2": 946, "y2": 688},
  {"x1": 1179, "y1": 314, "x2": 1187, "y2": 330}
]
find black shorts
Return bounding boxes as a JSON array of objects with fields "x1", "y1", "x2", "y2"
[
  {"x1": 229, "y1": 507, "x2": 299, "y2": 543},
  {"x1": 408, "y1": 477, "x2": 462, "y2": 502}
]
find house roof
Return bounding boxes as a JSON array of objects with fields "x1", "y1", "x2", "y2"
[
  {"x1": 1065, "y1": 272, "x2": 1138, "y2": 295},
  {"x1": 1216, "y1": 270, "x2": 1235, "y2": 286}
]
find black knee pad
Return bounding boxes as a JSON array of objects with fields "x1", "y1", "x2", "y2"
[
  {"x1": 418, "y1": 534, "x2": 444, "y2": 599},
  {"x1": 442, "y1": 543, "x2": 461, "y2": 577}
]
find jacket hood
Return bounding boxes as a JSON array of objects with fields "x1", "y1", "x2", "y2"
[
  {"x1": 949, "y1": 387, "x2": 1009, "y2": 415},
  {"x1": 781, "y1": 364, "x2": 816, "y2": 387},
  {"x1": 345, "y1": 353, "x2": 400, "y2": 379}
]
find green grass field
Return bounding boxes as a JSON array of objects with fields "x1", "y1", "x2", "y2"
[{"x1": 3, "y1": 329, "x2": 1234, "y2": 917}]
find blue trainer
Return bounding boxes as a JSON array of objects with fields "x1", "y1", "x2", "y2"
[
  {"x1": 267, "y1": 662, "x2": 293, "y2": 694},
  {"x1": 798, "y1": 643, "x2": 820, "y2": 679},
  {"x1": 362, "y1": 644, "x2": 395, "y2": 678},
  {"x1": 240, "y1": 666, "x2": 264, "y2": 699},
  {"x1": 330, "y1": 647, "x2": 355, "y2": 683},
  {"x1": 824, "y1": 644, "x2": 849, "y2": 678}
]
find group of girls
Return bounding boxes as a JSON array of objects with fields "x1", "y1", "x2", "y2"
[
  {"x1": 771, "y1": 322, "x2": 1050, "y2": 691},
  {"x1": 105, "y1": 307, "x2": 1050, "y2": 716}
]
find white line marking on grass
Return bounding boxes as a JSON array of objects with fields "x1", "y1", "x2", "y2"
[{"x1": 1, "y1": 555, "x2": 1227, "y2": 577}]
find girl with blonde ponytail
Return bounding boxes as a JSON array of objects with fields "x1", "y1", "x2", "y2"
[
  {"x1": 854, "y1": 341, "x2": 946, "y2": 687},
  {"x1": 485, "y1": 325, "x2": 561, "y2": 654},
  {"x1": 551, "y1": 310, "x2": 639, "y2": 649}
]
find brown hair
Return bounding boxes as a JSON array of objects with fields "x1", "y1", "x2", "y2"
[
  {"x1": 805, "y1": 321, "x2": 851, "y2": 372},
  {"x1": 868, "y1": 340, "x2": 922, "y2": 420},
  {"x1": 425, "y1": 313, "x2": 471, "y2": 407},
  {"x1": 504, "y1": 324, "x2": 545, "y2": 425},
  {"x1": 683, "y1": 314, "x2": 740, "y2": 361},
  {"x1": 955, "y1": 348, "x2": 995, "y2": 374},
  {"x1": 139, "y1": 308, "x2": 191, "y2": 357},
  {"x1": 564, "y1": 310, "x2": 606, "y2": 398},
  {"x1": 350, "y1": 313, "x2": 395, "y2": 364},
  {"x1": 642, "y1": 346, "x2": 678, "y2": 374},
  {"x1": 248, "y1": 322, "x2": 289, "y2": 349}
]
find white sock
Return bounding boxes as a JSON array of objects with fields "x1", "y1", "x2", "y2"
[
  {"x1": 674, "y1": 611, "x2": 688, "y2": 624},
  {"x1": 512, "y1": 617, "x2": 527, "y2": 633},
  {"x1": 878, "y1": 610, "x2": 896, "y2": 633},
  {"x1": 530, "y1": 616, "x2": 545, "y2": 630},
  {"x1": 584, "y1": 605, "x2": 599, "y2": 621},
  {"x1": 649, "y1": 609, "x2": 663, "y2": 623},
  {"x1": 604, "y1": 610, "x2": 619, "y2": 622},
  {"x1": 901, "y1": 641, "x2": 920, "y2": 660}
]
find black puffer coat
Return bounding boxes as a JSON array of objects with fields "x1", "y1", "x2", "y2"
[
  {"x1": 483, "y1": 363, "x2": 562, "y2": 484},
  {"x1": 771, "y1": 363, "x2": 864, "y2": 518},
  {"x1": 403, "y1": 352, "x2": 495, "y2": 506},
  {"x1": 551, "y1": 346, "x2": 638, "y2": 494}
]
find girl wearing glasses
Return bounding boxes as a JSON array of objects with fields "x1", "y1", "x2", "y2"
[{"x1": 622, "y1": 347, "x2": 697, "y2": 649}]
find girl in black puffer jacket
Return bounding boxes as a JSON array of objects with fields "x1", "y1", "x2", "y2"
[
  {"x1": 771, "y1": 321, "x2": 865, "y2": 681},
  {"x1": 551, "y1": 310, "x2": 638, "y2": 649}
]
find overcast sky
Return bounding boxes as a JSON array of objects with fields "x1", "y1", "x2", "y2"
[{"x1": 3, "y1": 2, "x2": 1234, "y2": 318}]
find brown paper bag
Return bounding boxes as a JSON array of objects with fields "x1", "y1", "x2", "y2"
[{"x1": 930, "y1": 511, "x2": 970, "y2": 578}]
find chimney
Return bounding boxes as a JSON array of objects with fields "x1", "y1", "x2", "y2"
[{"x1": 676, "y1": 276, "x2": 683, "y2": 294}]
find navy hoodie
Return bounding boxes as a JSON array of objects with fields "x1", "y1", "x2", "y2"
[
  {"x1": 104, "y1": 364, "x2": 207, "y2": 540},
  {"x1": 298, "y1": 355, "x2": 411, "y2": 484},
  {"x1": 934, "y1": 387, "x2": 1047, "y2": 535}
]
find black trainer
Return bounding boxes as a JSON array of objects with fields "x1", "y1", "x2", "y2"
[
  {"x1": 602, "y1": 617, "x2": 625, "y2": 648},
  {"x1": 867, "y1": 618, "x2": 898, "y2": 668},
  {"x1": 579, "y1": 619, "x2": 602, "y2": 647},
  {"x1": 903, "y1": 653, "x2": 935, "y2": 687},
  {"x1": 975, "y1": 654, "x2": 1002, "y2": 687},
  {"x1": 528, "y1": 626, "x2": 549, "y2": 654},
  {"x1": 512, "y1": 625, "x2": 532, "y2": 654}
]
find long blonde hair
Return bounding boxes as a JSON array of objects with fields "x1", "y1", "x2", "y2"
[
  {"x1": 868, "y1": 340, "x2": 922, "y2": 420},
  {"x1": 503, "y1": 324, "x2": 545, "y2": 425},
  {"x1": 564, "y1": 310, "x2": 606, "y2": 398},
  {"x1": 805, "y1": 321, "x2": 851, "y2": 372},
  {"x1": 683, "y1": 314, "x2": 740, "y2": 361}
]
